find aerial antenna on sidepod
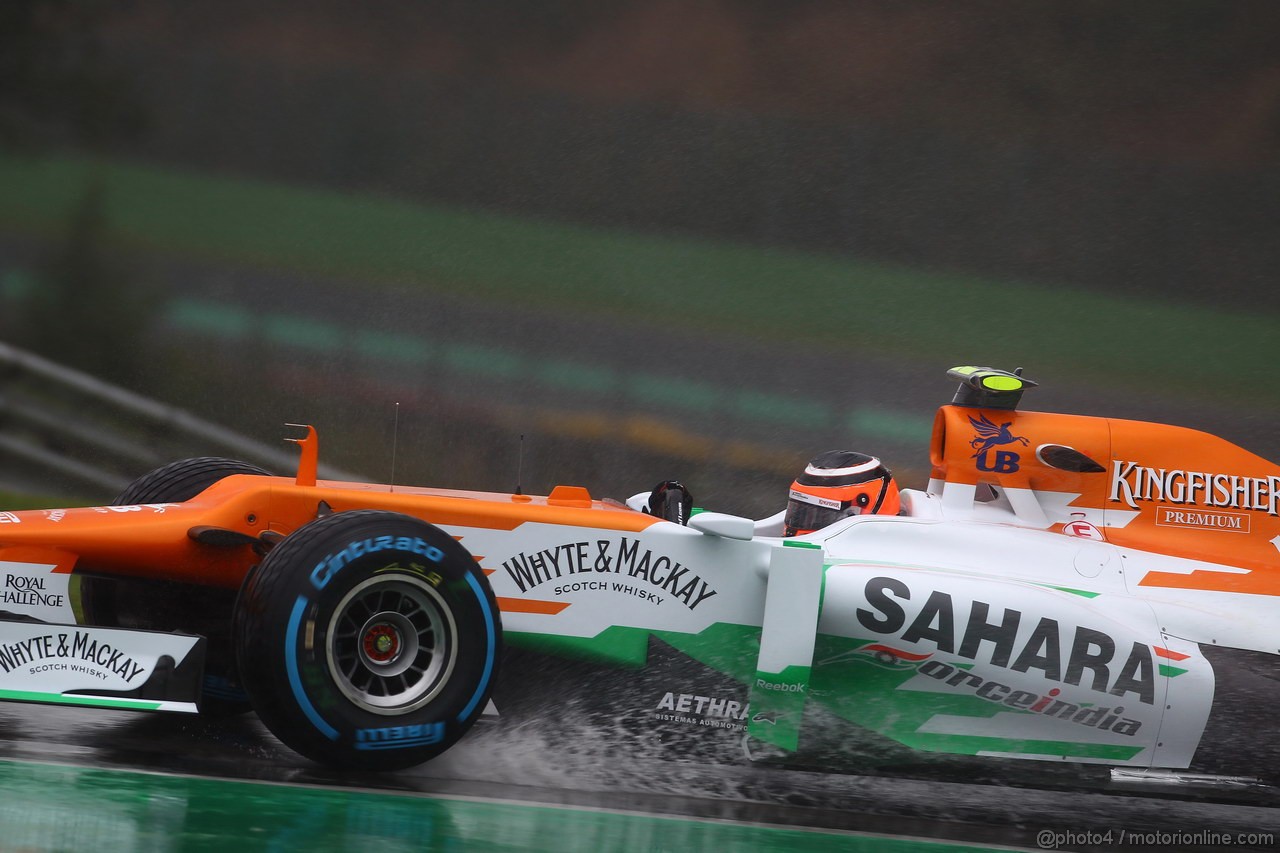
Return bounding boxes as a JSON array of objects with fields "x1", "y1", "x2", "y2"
[
  {"x1": 514, "y1": 433, "x2": 525, "y2": 496},
  {"x1": 390, "y1": 402, "x2": 400, "y2": 494}
]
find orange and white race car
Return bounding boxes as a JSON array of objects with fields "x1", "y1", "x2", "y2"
[{"x1": 0, "y1": 366, "x2": 1276, "y2": 787}]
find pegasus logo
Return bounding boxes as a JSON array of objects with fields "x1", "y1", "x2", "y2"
[
  {"x1": 969, "y1": 414, "x2": 1027, "y2": 473},
  {"x1": 969, "y1": 414, "x2": 1028, "y2": 457}
]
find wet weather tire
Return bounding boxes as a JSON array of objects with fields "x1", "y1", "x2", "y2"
[{"x1": 234, "y1": 510, "x2": 500, "y2": 770}]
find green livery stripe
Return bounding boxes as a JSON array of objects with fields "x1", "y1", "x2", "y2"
[
  {"x1": 0, "y1": 689, "x2": 164, "y2": 712},
  {"x1": 1036, "y1": 585, "x2": 1100, "y2": 599},
  {"x1": 807, "y1": 635, "x2": 1148, "y2": 760},
  {"x1": 656, "y1": 623, "x2": 762, "y2": 682},
  {"x1": 503, "y1": 624, "x2": 1152, "y2": 764},
  {"x1": 506, "y1": 626, "x2": 651, "y2": 667},
  {"x1": 1158, "y1": 664, "x2": 1188, "y2": 678},
  {"x1": 810, "y1": 658, "x2": 1009, "y2": 751},
  {"x1": 508, "y1": 623, "x2": 764, "y2": 674}
]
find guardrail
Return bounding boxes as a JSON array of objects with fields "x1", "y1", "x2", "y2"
[{"x1": 0, "y1": 341, "x2": 360, "y2": 501}]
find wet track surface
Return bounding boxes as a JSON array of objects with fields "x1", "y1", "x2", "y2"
[{"x1": 0, "y1": 703, "x2": 1277, "y2": 851}]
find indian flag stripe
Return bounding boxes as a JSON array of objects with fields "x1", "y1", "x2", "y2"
[{"x1": 862, "y1": 643, "x2": 932, "y2": 661}]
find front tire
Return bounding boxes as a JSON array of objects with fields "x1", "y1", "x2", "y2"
[
  {"x1": 235, "y1": 510, "x2": 500, "y2": 770},
  {"x1": 112, "y1": 456, "x2": 271, "y2": 506}
]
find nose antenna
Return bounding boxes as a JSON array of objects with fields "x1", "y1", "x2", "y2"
[
  {"x1": 514, "y1": 433, "x2": 525, "y2": 496},
  {"x1": 389, "y1": 402, "x2": 400, "y2": 493}
]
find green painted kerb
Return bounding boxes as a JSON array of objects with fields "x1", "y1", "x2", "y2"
[{"x1": 0, "y1": 758, "x2": 1013, "y2": 852}]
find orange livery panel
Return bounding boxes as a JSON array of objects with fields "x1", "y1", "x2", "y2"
[{"x1": 931, "y1": 404, "x2": 1280, "y2": 593}]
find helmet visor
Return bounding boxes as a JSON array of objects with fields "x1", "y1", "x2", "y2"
[{"x1": 785, "y1": 489, "x2": 859, "y2": 535}]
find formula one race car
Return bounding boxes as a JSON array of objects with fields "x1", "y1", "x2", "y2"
[{"x1": 0, "y1": 366, "x2": 1277, "y2": 786}]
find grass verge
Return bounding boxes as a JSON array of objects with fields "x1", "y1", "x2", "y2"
[{"x1": 0, "y1": 152, "x2": 1273, "y2": 403}]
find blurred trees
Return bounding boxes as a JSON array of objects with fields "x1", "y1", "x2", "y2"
[
  {"x1": 14, "y1": 181, "x2": 160, "y2": 387},
  {"x1": 111, "y1": 0, "x2": 1280, "y2": 167},
  {"x1": 0, "y1": 0, "x2": 142, "y2": 151},
  {"x1": 1, "y1": 0, "x2": 153, "y2": 386}
]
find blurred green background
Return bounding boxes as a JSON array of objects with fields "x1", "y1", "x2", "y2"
[{"x1": 1, "y1": 0, "x2": 1278, "y2": 515}]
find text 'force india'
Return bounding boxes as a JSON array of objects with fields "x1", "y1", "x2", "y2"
[{"x1": 0, "y1": 366, "x2": 1276, "y2": 784}]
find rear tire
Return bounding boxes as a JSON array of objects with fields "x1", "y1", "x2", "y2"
[{"x1": 234, "y1": 510, "x2": 500, "y2": 770}]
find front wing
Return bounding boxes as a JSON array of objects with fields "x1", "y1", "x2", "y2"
[{"x1": 0, "y1": 619, "x2": 206, "y2": 713}]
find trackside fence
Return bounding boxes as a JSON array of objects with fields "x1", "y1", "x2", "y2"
[{"x1": 0, "y1": 341, "x2": 359, "y2": 502}]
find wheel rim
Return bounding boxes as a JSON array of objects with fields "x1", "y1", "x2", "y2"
[{"x1": 326, "y1": 574, "x2": 457, "y2": 714}]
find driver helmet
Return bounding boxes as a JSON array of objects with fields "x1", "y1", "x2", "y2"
[{"x1": 784, "y1": 450, "x2": 900, "y2": 536}]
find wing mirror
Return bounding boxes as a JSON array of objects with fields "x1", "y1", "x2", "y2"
[{"x1": 688, "y1": 512, "x2": 755, "y2": 541}]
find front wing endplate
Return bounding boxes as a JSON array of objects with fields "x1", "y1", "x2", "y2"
[{"x1": 0, "y1": 618, "x2": 206, "y2": 713}]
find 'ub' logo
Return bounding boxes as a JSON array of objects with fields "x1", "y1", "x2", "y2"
[
  {"x1": 969, "y1": 414, "x2": 1027, "y2": 473},
  {"x1": 976, "y1": 449, "x2": 1021, "y2": 473}
]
